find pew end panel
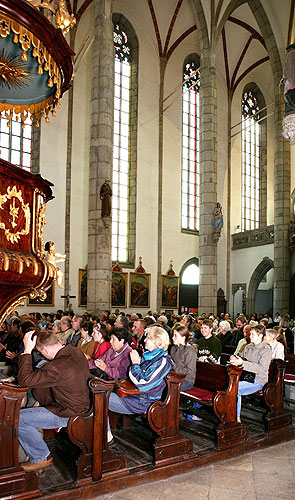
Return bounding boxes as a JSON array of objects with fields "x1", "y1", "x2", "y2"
[
  {"x1": 89, "y1": 378, "x2": 128, "y2": 481},
  {"x1": 261, "y1": 360, "x2": 292, "y2": 433},
  {"x1": 181, "y1": 361, "x2": 248, "y2": 450},
  {"x1": 0, "y1": 383, "x2": 40, "y2": 499},
  {"x1": 147, "y1": 371, "x2": 194, "y2": 467}
]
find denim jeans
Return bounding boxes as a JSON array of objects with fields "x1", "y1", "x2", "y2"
[
  {"x1": 237, "y1": 380, "x2": 263, "y2": 418},
  {"x1": 108, "y1": 392, "x2": 134, "y2": 432},
  {"x1": 18, "y1": 407, "x2": 69, "y2": 463}
]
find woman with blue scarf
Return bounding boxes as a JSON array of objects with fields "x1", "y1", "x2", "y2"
[{"x1": 107, "y1": 325, "x2": 172, "y2": 443}]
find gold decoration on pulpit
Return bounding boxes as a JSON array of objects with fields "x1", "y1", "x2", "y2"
[
  {"x1": 0, "y1": 50, "x2": 31, "y2": 89},
  {"x1": 0, "y1": 185, "x2": 31, "y2": 244},
  {"x1": 37, "y1": 202, "x2": 47, "y2": 252},
  {"x1": 0, "y1": 13, "x2": 62, "y2": 126},
  {"x1": 27, "y1": 0, "x2": 76, "y2": 33}
]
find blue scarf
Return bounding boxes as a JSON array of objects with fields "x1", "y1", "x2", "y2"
[{"x1": 142, "y1": 347, "x2": 165, "y2": 362}]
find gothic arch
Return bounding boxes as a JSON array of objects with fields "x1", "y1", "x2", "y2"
[{"x1": 246, "y1": 256, "x2": 274, "y2": 315}]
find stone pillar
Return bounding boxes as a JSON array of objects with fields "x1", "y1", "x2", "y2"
[
  {"x1": 88, "y1": 0, "x2": 114, "y2": 313},
  {"x1": 273, "y1": 88, "x2": 290, "y2": 315},
  {"x1": 198, "y1": 49, "x2": 217, "y2": 315},
  {"x1": 156, "y1": 58, "x2": 167, "y2": 312}
]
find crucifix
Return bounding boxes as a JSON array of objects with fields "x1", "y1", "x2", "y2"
[{"x1": 61, "y1": 293, "x2": 76, "y2": 310}]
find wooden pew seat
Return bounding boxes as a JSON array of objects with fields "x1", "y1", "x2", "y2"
[
  {"x1": 114, "y1": 371, "x2": 194, "y2": 467},
  {"x1": 180, "y1": 360, "x2": 248, "y2": 450}
]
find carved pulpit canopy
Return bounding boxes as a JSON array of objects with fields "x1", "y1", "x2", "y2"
[{"x1": 0, "y1": 0, "x2": 74, "y2": 127}]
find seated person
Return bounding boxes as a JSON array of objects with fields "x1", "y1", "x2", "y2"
[
  {"x1": 216, "y1": 320, "x2": 232, "y2": 348},
  {"x1": 230, "y1": 324, "x2": 272, "y2": 423},
  {"x1": 107, "y1": 325, "x2": 172, "y2": 443},
  {"x1": 170, "y1": 322, "x2": 196, "y2": 391},
  {"x1": 87, "y1": 323, "x2": 111, "y2": 365},
  {"x1": 130, "y1": 319, "x2": 147, "y2": 355},
  {"x1": 196, "y1": 319, "x2": 221, "y2": 363},
  {"x1": 91, "y1": 327, "x2": 132, "y2": 380},
  {"x1": 264, "y1": 328, "x2": 285, "y2": 360},
  {"x1": 77, "y1": 321, "x2": 95, "y2": 358},
  {"x1": 18, "y1": 330, "x2": 90, "y2": 472},
  {"x1": 234, "y1": 325, "x2": 251, "y2": 356}
]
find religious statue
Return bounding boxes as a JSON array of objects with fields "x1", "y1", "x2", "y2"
[
  {"x1": 45, "y1": 241, "x2": 66, "y2": 288},
  {"x1": 214, "y1": 202, "x2": 223, "y2": 236},
  {"x1": 100, "y1": 179, "x2": 112, "y2": 217},
  {"x1": 282, "y1": 44, "x2": 295, "y2": 145}
]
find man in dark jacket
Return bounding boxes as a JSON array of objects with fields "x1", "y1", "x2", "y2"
[{"x1": 18, "y1": 330, "x2": 90, "y2": 472}]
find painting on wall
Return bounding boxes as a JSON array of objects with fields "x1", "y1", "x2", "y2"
[
  {"x1": 129, "y1": 272, "x2": 150, "y2": 308},
  {"x1": 28, "y1": 284, "x2": 55, "y2": 307},
  {"x1": 79, "y1": 268, "x2": 87, "y2": 307},
  {"x1": 112, "y1": 270, "x2": 128, "y2": 308},
  {"x1": 161, "y1": 275, "x2": 179, "y2": 309}
]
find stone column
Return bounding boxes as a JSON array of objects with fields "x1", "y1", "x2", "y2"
[
  {"x1": 198, "y1": 48, "x2": 217, "y2": 315},
  {"x1": 273, "y1": 87, "x2": 290, "y2": 315},
  {"x1": 88, "y1": 0, "x2": 114, "y2": 313}
]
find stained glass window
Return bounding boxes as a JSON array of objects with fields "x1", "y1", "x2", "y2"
[
  {"x1": 241, "y1": 90, "x2": 260, "y2": 231},
  {"x1": 112, "y1": 24, "x2": 131, "y2": 262},
  {"x1": 0, "y1": 114, "x2": 31, "y2": 171},
  {"x1": 182, "y1": 57, "x2": 200, "y2": 231}
]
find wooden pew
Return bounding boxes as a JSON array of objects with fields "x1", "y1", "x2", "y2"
[
  {"x1": 0, "y1": 383, "x2": 40, "y2": 499},
  {"x1": 114, "y1": 371, "x2": 194, "y2": 467},
  {"x1": 284, "y1": 353, "x2": 295, "y2": 404},
  {"x1": 180, "y1": 361, "x2": 248, "y2": 450},
  {"x1": 256, "y1": 359, "x2": 292, "y2": 433},
  {"x1": 0, "y1": 378, "x2": 127, "y2": 499}
]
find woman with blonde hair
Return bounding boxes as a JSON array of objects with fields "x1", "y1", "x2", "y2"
[{"x1": 107, "y1": 325, "x2": 172, "y2": 443}]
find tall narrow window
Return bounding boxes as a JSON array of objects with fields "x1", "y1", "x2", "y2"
[
  {"x1": 181, "y1": 55, "x2": 200, "y2": 231},
  {"x1": 112, "y1": 23, "x2": 131, "y2": 263},
  {"x1": 241, "y1": 90, "x2": 260, "y2": 231},
  {"x1": 0, "y1": 114, "x2": 32, "y2": 171}
]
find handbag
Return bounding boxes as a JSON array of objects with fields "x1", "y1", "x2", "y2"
[
  {"x1": 89, "y1": 367, "x2": 110, "y2": 380},
  {"x1": 240, "y1": 370, "x2": 255, "y2": 383}
]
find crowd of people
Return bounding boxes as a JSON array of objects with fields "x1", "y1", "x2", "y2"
[{"x1": 0, "y1": 307, "x2": 292, "y2": 472}]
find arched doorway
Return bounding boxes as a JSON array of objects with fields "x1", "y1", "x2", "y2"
[
  {"x1": 246, "y1": 257, "x2": 274, "y2": 316},
  {"x1": 179, "y1": 258, "x2": 199, "y2": 314}
]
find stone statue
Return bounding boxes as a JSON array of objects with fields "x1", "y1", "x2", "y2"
[
  {"x1": 45, "y1": 241, "x2": 66, "y2": 288},
  {"x1": 214, "y1": 202, "x2": 223, "y2": 234},
  {"x1": 282, "y1": 44, "x2": 295, "y2": 145},
  {"x1": 100, "y1": 179, "x2": 112, "y2": 217}
]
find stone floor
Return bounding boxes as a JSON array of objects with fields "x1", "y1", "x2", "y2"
[{"x1": 93, "y1": 439, "x2": 295, "y2": 500}]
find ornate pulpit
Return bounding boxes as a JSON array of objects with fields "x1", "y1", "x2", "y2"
[
  {"x1": 0, "y1": 158, "x2": 55, "y2": 324},
  {"x1": 0, "y1": 0, "x2": 74, "y2": 325}
]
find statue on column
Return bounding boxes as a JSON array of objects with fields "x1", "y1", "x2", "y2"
[
  {"x1": 213, "y1": 202, "x2": 223, "y2": 241},
  {"x1": 282, "y1": 44, "x2": 295, "y2": 145},
  {"x1": 100, "y1": 179, "x2": 112, "y2": 217}
]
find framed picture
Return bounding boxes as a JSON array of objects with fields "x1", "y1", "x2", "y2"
[
  {"x1": 79, "y1": 268, "x2": 87, "y2": 307},
  {"x1": 28, "y1": 284, "x2": 55, "y2": 306},
  {"x1": 129, "y1": 272, "x2": 150, "y2": 308},
  {"x1": 161, "y1": 275, "x2": 179, "y2": 309},
  {"x1": 112, "y1": 271, "x2": 128, "y2": 308}
]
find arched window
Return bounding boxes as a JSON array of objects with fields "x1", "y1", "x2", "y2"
[
  {"x1": 0, "y1": 114, "x2": 32, "y2": 171},
  {"x1": 181, "y1": 54, "x2": 200, "y2": 232},
  {"x1": 241, "y1": 84, "x2": 266, "y2": 231},
  {"x1": 112, "y1": 16, "x2": 138, "y2": 264}
]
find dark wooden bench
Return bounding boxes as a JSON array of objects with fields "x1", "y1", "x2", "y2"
[
  {"x1": 220, "y1": 352, "x2": 292, "y2": 434},
  {"x1": 254, "y1": 359, "x2": 292, "y2": 433},
  {"x1": 180, "y1": 361, "x2": 248, "y2": 450},
  {"x1": 284, "y1": 353, "x2": 295, "y2": 399},
  {"x1": 0, "y1": 378, "x2": 127, "y2": 499},
  {"x1": 113, "y1": 371, "x2": 194, "y2": 467}
]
